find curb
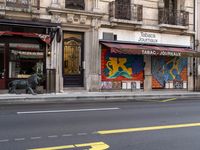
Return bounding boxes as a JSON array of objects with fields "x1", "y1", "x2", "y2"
[{"x1": 0, "y1": 93, "x2": 200, "y2": 105}]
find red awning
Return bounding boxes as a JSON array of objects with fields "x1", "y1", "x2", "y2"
[
  {"x1": 101, "y1": 42, "x2": 200, "y2": 57},
  {"x1": 0, "y1": 31, "x2": 51, "y2": 45}
]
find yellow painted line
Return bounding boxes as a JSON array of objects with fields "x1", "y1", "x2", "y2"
[
  {"x1": 76, "y1": 142, "x2": 110, "y2": 150},
  {"x1": 28, "y1": 145, "x2": 74, "y2": 150},
  {"x1": 28, "y1": 142, "x2": 109, "y2": 150},
  {"x1": 160, "y1": 98, "x2": 177, "y2": 103},
  {"x1": 136, "y1": 98, "x2": 177, "y2": 103},
  {"x1": 97, "y1": 122, "x2": 200, "y2": 135}
]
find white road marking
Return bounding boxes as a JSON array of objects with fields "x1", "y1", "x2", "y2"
[
  {"x1": 48, "y1": 135, "x2": 58, "y2": 138},
  {"x1": 17, "y1": 107, "x2": 120, "y2": 114},
  {"x1": 77, "y1": 133, "x2": 87, "y2": 136},
  {"x1": 30, "y1": 137, "x2": 41, "y2": 140},
  {"x1": 92, "y1": 132, "x2": 98, "y2": 134},
  {"x1": 0, "y1": 139, "x2": 9, "y2": 142},
  {"x1": 62, "y1": 134, "x2": 73, "y2": 137},
  {"x1": 14, "y1": 138, "x2": 25, "y2": 141}
]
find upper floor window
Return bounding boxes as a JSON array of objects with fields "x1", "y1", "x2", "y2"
[
  {"x1": 115, "y1": 0, "x2": 131, "y2": 20},
  {"x1": 164, "y1": 0, "x2": 177, "y2": 10},
  {"x1": 65, "y1": 0, "x2": 85, "y2": 10},
  {"x1": 159, "y1": 0, "x2": 189, "y2": 26}
]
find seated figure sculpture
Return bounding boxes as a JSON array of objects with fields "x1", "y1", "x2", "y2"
[{"x1": 8, "y1": 74, "x2": 41, "y2": 95}]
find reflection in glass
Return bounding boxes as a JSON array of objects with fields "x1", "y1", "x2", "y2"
[{"x1": 64, "y1": 40, "x2": 81, "y2": 75}]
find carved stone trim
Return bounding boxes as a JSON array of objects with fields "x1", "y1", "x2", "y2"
[
  {"x1": 51, "y1": 14, "x2": 62, "y2": 23},
  {"x1": 92, "y1": 18, "x2": 101, "y2": 30},
  {"x1": 67, "y1": 14, "x2": 75, "y2": 23},
  {"x1": 80, "y1": 15, "x2": 87, "y2": 24}
]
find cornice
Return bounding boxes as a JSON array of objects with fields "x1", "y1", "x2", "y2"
[{"x1": 47, "y1": 7, "x2": 105, "y2": 18}]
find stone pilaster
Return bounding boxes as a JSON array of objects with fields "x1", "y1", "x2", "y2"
[
  {"x1": 93, "y1": 0, "x2": 100, "y2": 12},
  {"x1": 158, "y1": 0, "x2": 164, "y2": 8},
  {"x1": 188, "y1": 57, "x2": 194, "y2": 91},
  {"x1": 88, "y1": 18, "x2": 101, "y2": 91},
  {"x1": 144, "y1": 55, "x2": 152, "y2": 91},
  {"x1": 0, "y1": 0, "x2": 5, "y2": 17}
]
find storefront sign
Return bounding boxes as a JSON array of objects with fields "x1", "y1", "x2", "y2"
[
  {"x1": 11, "y1": 50, "x2": 43, "y2": 56},
  {"x1": 142, "y1": 50, "x2": 181, "y2": 57},
  {"x1": 138, "y1": 32, "x2": 158, "y2": 43},
  {"x1": 99, "y1": 28, "x2": 191, "y2": 47}
]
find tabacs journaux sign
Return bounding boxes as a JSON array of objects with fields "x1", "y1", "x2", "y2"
[{"x1": 137, "y1": 32, "x2": 159, "y2": 44}]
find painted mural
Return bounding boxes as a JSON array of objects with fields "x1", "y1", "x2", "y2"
[
  {"x1": 152, "y1": 56, "x2": 187, "y2": 88},
  {"x1": 101, "y1": 48, "x2": 144, "y2": 82}
]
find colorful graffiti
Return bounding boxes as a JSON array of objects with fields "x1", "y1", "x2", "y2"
[
  {"x1": 152, "y1": 56, "x2": 187, "y2": 88},
  {"x1": 101, "y1": 48, "x2": 144, "y2": 81}
]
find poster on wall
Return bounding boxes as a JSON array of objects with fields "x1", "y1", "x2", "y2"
[
  {"x1": 152, "y1": 56, "x2": 187, "y2": 89},
  {"x1": 101, "y1": 48, "x2": 144, "y2": 82}
]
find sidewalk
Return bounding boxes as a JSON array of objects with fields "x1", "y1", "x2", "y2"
[{"x1": 0, "y1": 90, "x2": 200, "y2": 105}]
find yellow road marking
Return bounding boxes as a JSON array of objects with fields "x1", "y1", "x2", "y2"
[
  {"x1": 28, "y1": 142, "x2": 109, "y2": 150},
  {"x1": 76, "y1": 142, "x2": 110, "y2": 150},
  {"x1": 97, "y1": 122, "x2": 200, "y2": 135},
  {"x1": 136, "y1": 98, "x2": 177, "y2": 103},
  {"x1": 160, "y1": 98, "x2": 177, "y2": 102},
  {"x1": 28, "y1": 145, "x2": 74, "y2": 150}
]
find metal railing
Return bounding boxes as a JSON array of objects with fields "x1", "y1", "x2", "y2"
[
  {"x1": 109, "y1": 2, "x2": 143, "y2": 21},
  {"x1": 158, "y1": 8, "x2": 189, "y2": 26}
]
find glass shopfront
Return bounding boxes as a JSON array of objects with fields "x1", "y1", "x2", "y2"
[
  {"x1": 0, "y1": 36, "x2": 45, "y2": 89},
  {"x1": 9, "y1": 43, "x2": 44, "y2": 79}
]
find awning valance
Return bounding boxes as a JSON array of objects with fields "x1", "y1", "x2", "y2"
[
  {"x1": 0, "y1": 31, "x2": 51, "y2": 45},
  {"x1": 101, "y1": 42, "x2": 200, "y2": 57}
]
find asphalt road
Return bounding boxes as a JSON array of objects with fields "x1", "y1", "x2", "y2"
[{"x1": 1, "y1": 98, "x2": 200, "y2": 150}]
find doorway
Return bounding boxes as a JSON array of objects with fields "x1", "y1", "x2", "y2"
[{"x1": 63, "y1": 32, "x2": 84, "y2": 87}]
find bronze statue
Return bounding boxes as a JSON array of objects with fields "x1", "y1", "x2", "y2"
[{"x1": 8, "y1": 74, "x2": 41, "y2": 95}]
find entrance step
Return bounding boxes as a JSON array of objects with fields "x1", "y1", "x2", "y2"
[{"x1": 63, "y1": 87, "x2": 86, "y2": 92}]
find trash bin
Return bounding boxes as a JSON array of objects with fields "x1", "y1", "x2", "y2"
[{"x1": 46, "y1": 69, "x2": 56, "y2": 93}]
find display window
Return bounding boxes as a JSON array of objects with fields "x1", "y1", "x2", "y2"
[{"x1": 9, "y1": 43, "x2": 44, "y2": 79}]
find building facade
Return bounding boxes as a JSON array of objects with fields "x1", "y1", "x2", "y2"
[
  {"x1": 99, "y1": 0, "x2": 197, "y2": 91},
  {"x1": 0, "y1": 0, "x2": 104, "y2": 93},
  {"x1": 0, "y1": 0, "x2": 198, "y2": 93},
  {"x1": 194, "y1": 0, "x2": 200, "y2": 91},
  {"x1": 0, "y1": 0, "x2": 62, "y2": 93}
]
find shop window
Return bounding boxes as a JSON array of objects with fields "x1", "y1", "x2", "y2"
[{"x1": 9, "y1": 43, "x2": 44, "y2": 78}]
